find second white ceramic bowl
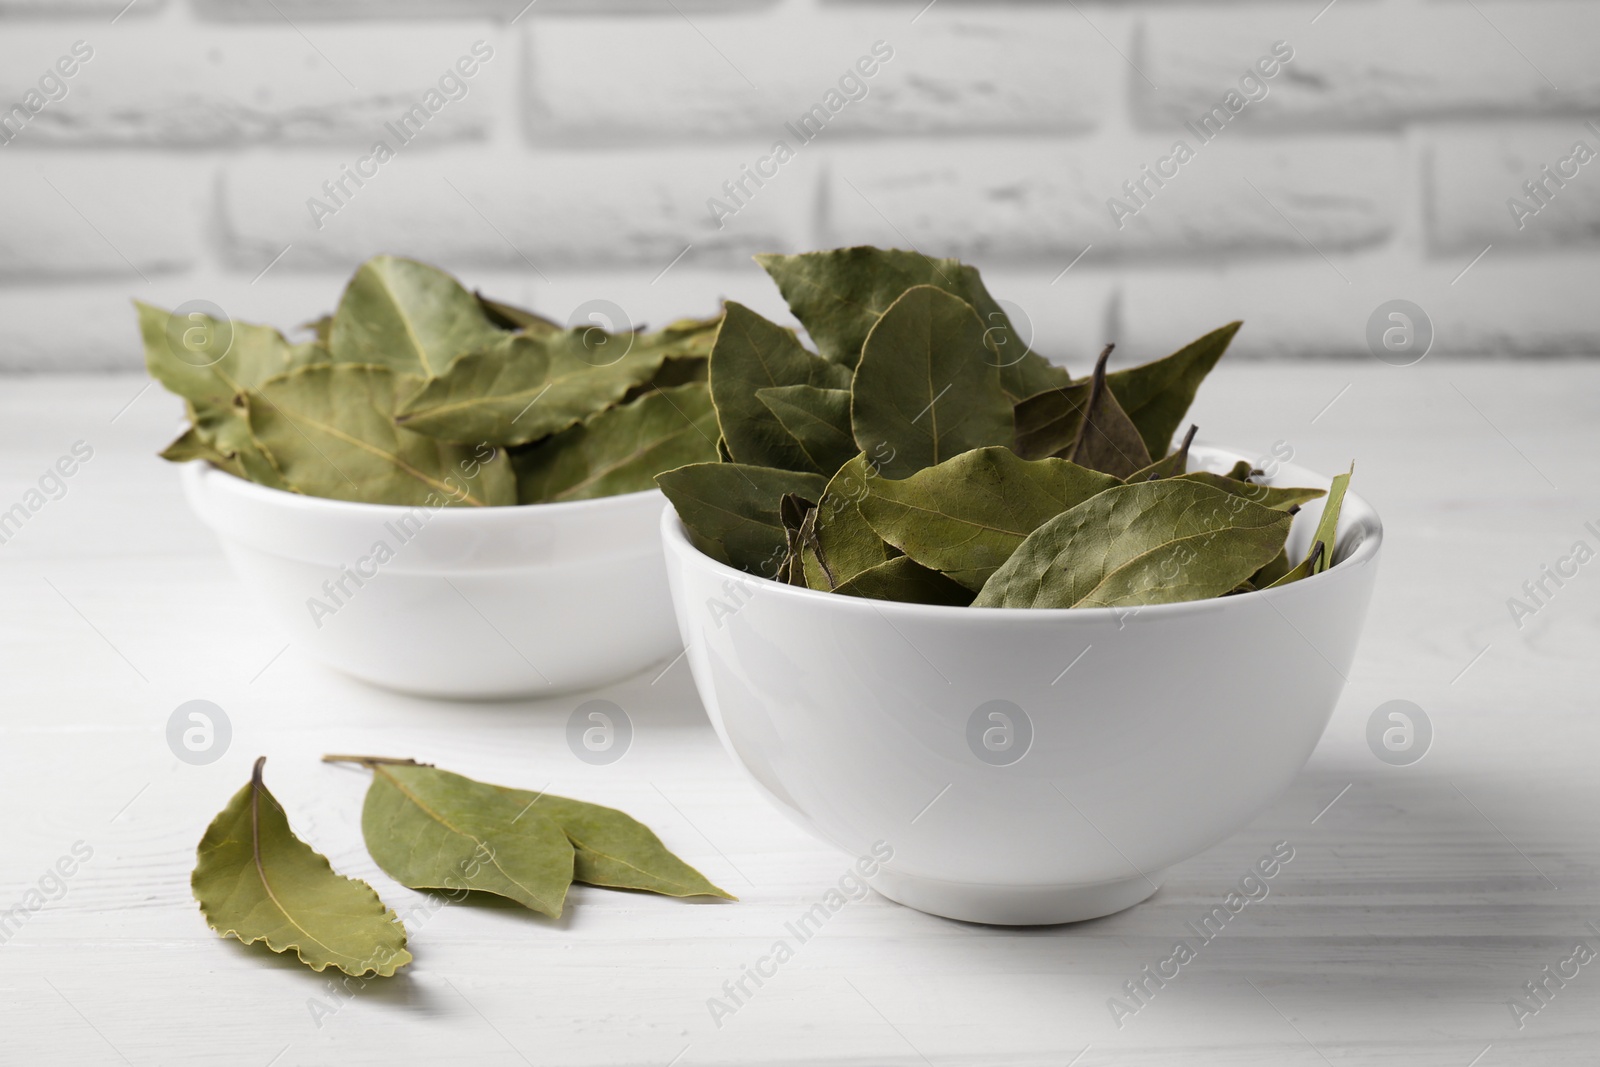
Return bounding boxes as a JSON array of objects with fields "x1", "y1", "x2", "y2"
[
  {"x1": 183, "y1": 463, "x2": 680, "y2": 699},
  {"x1": 662, "y1": 446, "x2": 1382, "y2": 924}
]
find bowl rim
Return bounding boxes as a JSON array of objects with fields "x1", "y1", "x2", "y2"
[
  {"x1": 181, "y1": 457, "x2": 665, "y2": 521},
  {"x1": 660, "y1": 444, "x2": 1383, "y2": 622}
]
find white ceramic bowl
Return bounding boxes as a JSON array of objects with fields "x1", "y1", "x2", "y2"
[
  {"x1": 183, "y1": 463, "x2": 680, "y2": 699},
  {"x1": 662, "y1": 446, "x2": 1382, "y2": 924}
]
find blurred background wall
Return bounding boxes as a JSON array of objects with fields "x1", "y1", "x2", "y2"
[{"x1": 0, "y1": 0, "x2": 1595, "y2": 374}]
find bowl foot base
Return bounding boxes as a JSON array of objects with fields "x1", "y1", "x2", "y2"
[{"x1": 870, "y1": 868, "x2": 1165, "y2": 925}]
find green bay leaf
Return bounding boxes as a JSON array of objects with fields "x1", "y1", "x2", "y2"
[
  {"x1": 973, "y1": 479, "x2": 1292, "y2": 609},
  {"x1": 850, "y1": 286, "x2": 1014, "y2": 479},
  {"x1": 137, "y1": 301, "x2": 327, "y2": 408},
  {"x1": 755, "y1": 247, "x2": 1071, "y2": 399},
  {"x1": 803, "y1": 454, "x2": 894, "y2": 591},
  {"x1": 755, "y1": 384, "x2": 856, "y2": 476},
  {"x1": 1177, "y1": 470, "x2": 1326, "y2": 511},
  {"x1": 187, "y1": 397, "x2": 290, "y2": 490},
  {"x1": 396, "y1": 330, "x2": 679, "y2": 447},
  {"x1": 248, "y1": 364, "x2": 516, "y2": 507},
  {"x1": 1066, "y1": 344, "x2": 1152, "y2": 479},
  {"x1": 1308, "y1": 463, "x2": 1353, "y2": 574},
  {"x1": 1125, "y1": 424, "x2": 1198, "y2": 483},
  {"x1": 1105, "y1": 321, "x2": 1241, "y2": 458},
  {"x1": 1012, "y1": 378, "x2": 1092, "y2": 461},
  {"x1": 1250, "y1": 547, "x2": 1294, "y2": 588},
  {"x1": 191, "y1": 758, "x2": 411, "y2": 977},
  {"x1": 709, "y1": 302, "x2": 850, "y2": 471},
  {"x1": 351, "y1": 761, "x2": 575, "y2": 918},
  {"x1": 858, "y1": 446, "x2": 1119, "y2": 591},
  {"x1": 656, "y1": 462, "x2": 828, "y2": 576},
  {"x1": 496, "y1": 789, "x2": 734, "y2": 900},
  {"x1": 1267, "y1": 541, "x2": 1325, "y2": 588},
  {"x1": 475, "y1": 292, "x2": 563, "y2": 335},
  {"x1": 833, "y1": 555, "x2": 975, "y2": 606},
  {"x1": 512, "y1": 382, "x2": 718, "y2": 503},
  {"x1": 328, "y1": 256, "x2": 504, "y2": 378}
]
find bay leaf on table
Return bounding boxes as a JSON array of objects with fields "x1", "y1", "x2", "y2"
[
  {"x1": 850, "y1": 286, "x2": 1014, "y2": 479},
  {"x1": 1066, "y1": 344, "x2": 1153, "y2": 479},
  {"x1": 328, "y1": 256, "x2": 505, "y2": 378},
  {"x1": 494, "y1": 788, "x2": 735, "y2": 900},
  {"x1": 337, "y1": 758, "x2": 575, "y2": 918},
  {"x1": 756, "y1": 385, "x2": 857, "y2": 477},
  {"x1": 511, "y1": 382, "x2": 718, "y2": 504},
  {"x1": 803, "y1": 453, "x2": 894, "y2": 591},
  {"x1": 1223, "y1": 459, "x2": 1255, "y2": 481},
  {"x1": 1307, "y1": 463, "x2": 1353, "y2": 574},
  {"x1": 137, "y1": 301, "x2": 327, "y2": 409},
  {"x1": 857, "y1": 446, "x2": 1119, "y2": 591},
  {"x1": 248, "y1": 364, "x2": 517, "y2": 507},
  {"x1": 973, "y1": 478, "x2": 1292, "y2": 609},
  {"x1": 1125, "y1": 424, "x2": 1198, "y2": 483},
  {"x1": 1104, "y1": 321, "x2": 1241, "y2": 458},
  {"x1": 833, "y1": 555, "x2": 975, "y2": 606},
  {"x1": 656, "y1": 462, "x2": 828, "y2": 576},
  {"x1": 191, "y1": 757, "x2": 411, "y2": 977},
  {"x1": 1177, "y1": 470, "x2": 1325, "y2": 511},
  {"x1": 395, "y1": 329, "x2": 680, "y2": 447},
  {"x1": 754, "y1": 248, "x2": 1073, "y2": 400},
  {"x1": 709, "y1": 301, "x2": 850, "y2": 471}
]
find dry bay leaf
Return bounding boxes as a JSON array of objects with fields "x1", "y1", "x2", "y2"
[
  {"x1": 656, "y1": 463, "x2": 828, "y2": 576},
  {"x1": 850, "y1": 286, "x2": 1014, "y2": 479},
  {"x1": 248, "y1": 364, "x2": 516, "y2": 507},
  {"x1": 709, "y1": 301, "x2": 851, "y2": 470},
  {"x1": 857, "y1": 446, "x2": 1118, "y2": 591},
  {"x1": 833, "y1": 556, "x2": 975, "y2": 606},
  {"x1": 1308, "y1": 463, "x2": 1354, "y2": 574},
  {"x1": 329, "y1": 256, "x2": 504, "y2": 378},
  {"x1": 755, "y1": 384, "x2": 856, "y2": 476},
  {"x1": 974, "y1": 479, "x2": 1292, "y2": 609},
  {"x1": 511, "y1": 382, "x2": 718, "y2": 503},
  {"x1": 1067, "y1": 344, "x2": 1153, "y2": 479},
  {"x1": 1104, "y1": 321, "x2": 1241, "y2": 458},
  {"x1": 191, "y1": 757, "x2": 411, "y2": 977},
  {"x1": 337, "y1": 758, "x2": 575, "y2": 918}
]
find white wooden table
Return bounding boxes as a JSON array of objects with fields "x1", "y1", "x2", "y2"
[{"x1": 2, "y1": 365, "x2": 1597, "y2": 1066}]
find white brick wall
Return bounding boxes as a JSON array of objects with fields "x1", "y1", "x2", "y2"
[{"x1": 1, "y1": 0, "x2": 1597, "y2": 371}]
